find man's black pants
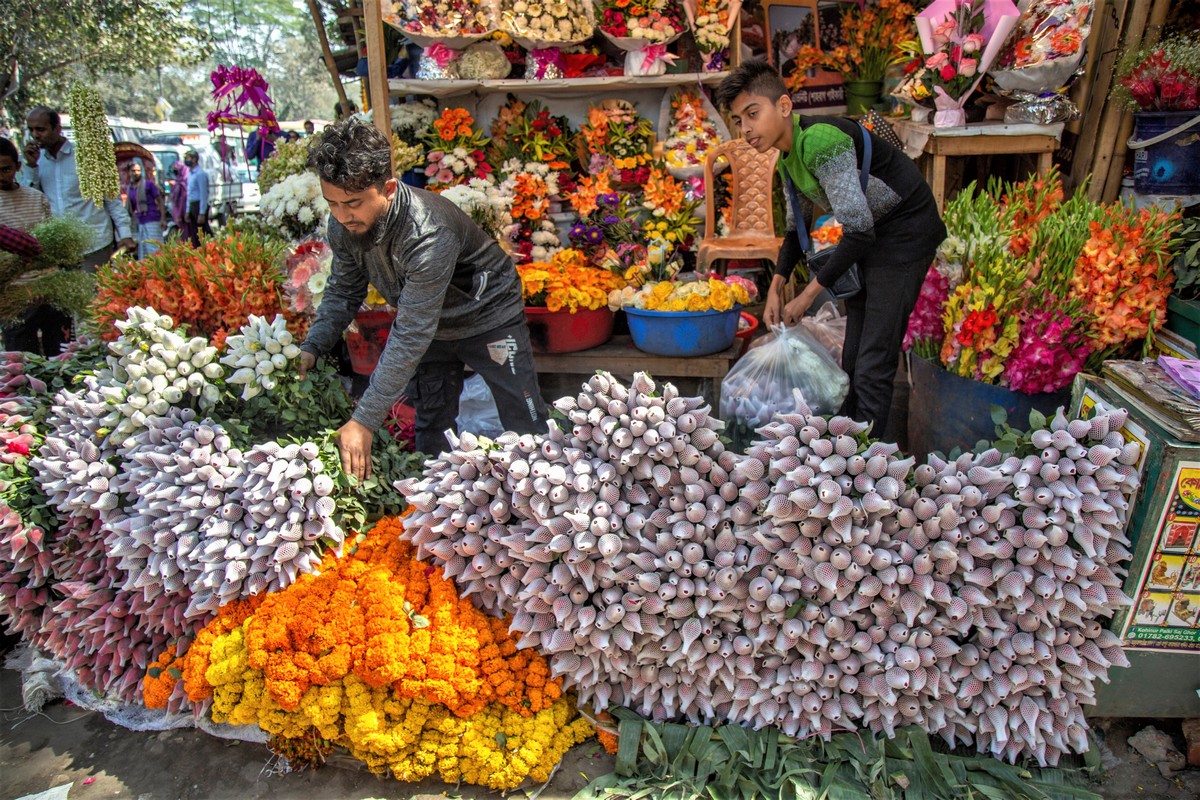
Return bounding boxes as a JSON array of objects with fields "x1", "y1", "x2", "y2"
[
  {"x1": 187, "y1": 201, "x2": 212, "y2": 247},
  {"x1": 838, "y1": 255, "x2": 931, "y2": 438},
  {"x1": 407, "y1": 315, "x2": 548, "y2": 455}
]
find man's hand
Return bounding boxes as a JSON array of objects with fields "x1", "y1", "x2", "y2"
[
  {"x1": 762, "y1": 274, "x2": 787, "y2": 328},
  {"x1": 198, "y1": 214, "x2": 207, "y2": 226},
  {"x1": 115, "y1": 237, "x2": 136, "y2": 253},
  {"x1": 298, "y1": 350, "x2": 316, "y2": 379},
  {"x1": 783, "y1": 293, "x2": 815, "y2": 326},
  {"x1": 335, "y1": 419, "x2": 373, "y2": 483},
  {"x1": 23, "y1": 141, "x2": 39, "y2": 167}
]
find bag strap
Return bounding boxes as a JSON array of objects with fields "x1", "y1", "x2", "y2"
[{"x1": 787, "y1": 121, "x2": 873, "y2": 253}]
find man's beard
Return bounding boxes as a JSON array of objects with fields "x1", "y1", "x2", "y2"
[{"x1": 342, "y1": 212, "x2": 386, "y2": 248}]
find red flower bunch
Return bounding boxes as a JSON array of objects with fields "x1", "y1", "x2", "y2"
[
  {"x1": 1118, "y1": 43, "x2": 1200, "y2": 111},
  {"x1": 956, "y1": 306, "x2": 998, "y2": 347}
]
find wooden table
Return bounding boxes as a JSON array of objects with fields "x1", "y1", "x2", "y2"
[
  {"x1": 534, "y1": 335, "x2": 743, "y2": 412},
  {"x1": 891, "y1": 119, "x2": 1065, "y2": 210}
]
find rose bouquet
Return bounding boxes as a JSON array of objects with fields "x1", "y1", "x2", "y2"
[
  {"x1": 422, "y1": 108, "x2": 492, "y2": 189},
  {"x1": 1112, "y1": 34, "x2": 1200, "y2": 112},
  {"x1": 260, "y1": 172, "x2": 330, "y2": 240},
  {"x1": 517, "y1": 248, "x2": 626, "y2": 312},
  {"x1": 662, "y1": 87, "x2": 723, "y2": 179},
  {"x1": 595, "y1": 0, "x2": 686, "y2": 44},
  {"x1": 579, "y1": 101, "x2": 655, "y2": 184},
  {"x1": 500, "y1": 0, "x2": 595, "y2": 47},
  {"x1": 990, "y1": 0, "x2": 1093, "y2": 122},
  {"x1": 914, "y1": 0, "x2": 1020, "y2": 126}
]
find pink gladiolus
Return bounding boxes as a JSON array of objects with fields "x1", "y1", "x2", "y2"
[
  {"x1": 959, "y1": 58, "x2": 978, "y2": 77},
  {"x1": 903, "y1": 264, "x2": 950, "y2": 351},
  {"x1": 926, "y1": 52, "x2": 950, "y2": 70}
]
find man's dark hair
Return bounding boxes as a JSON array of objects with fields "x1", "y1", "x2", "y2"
[
  {"x1": 307, "y1": 117, "x2": 392, "y2": 192},
  {"x1": 0, "y1": 137, "x2": 19, "y2": 162},
  {"x1": 27, "y1": 106, "x2": 61, "y2": 128},
  {"x1": 715, "y1": 60, "x2": 788, "y2": 112}
]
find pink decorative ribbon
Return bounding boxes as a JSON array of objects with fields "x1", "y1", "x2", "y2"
[
  {"x1": 641, "y1": 43, "x2": 678, "y2": 69},
  {"x1": 530, "y1": 48, "x2": 567, "y2": 80},
  {"x1": 206, "y1": 65, "x2": 278, "y2": 132}
]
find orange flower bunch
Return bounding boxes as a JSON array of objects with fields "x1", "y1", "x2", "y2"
[
  {"x1": 433, "y1": 108, "x2": 476, "y2": 142},
  {"x1": 517, "y1": 252, "x2": 626, "y2": 312},
  {"x1": 510, "y1": 173, "x2": 552, "y2": 221},
  {"x1": 142, "y1": 645, "x2": 182, "y2": 710},
  {"x1": 812, "y1": 219, "x2": 844, "y2": 247},
  {"x1": 193, "y1": 516, "x2": 559, "y2": 718},
  {"x1": 567, "y1": 173, "x2": 615, "y2": 216},
  {"x1": 1070, "y1": 204, "x2": 1180, "y2": 354},
  {"x1": 1002, "y1": 169, "x2": 1064, "y2": 257},
  {"x1": 93, "y1": 234, "x2": 304, "y2": 348},
  {"x1": 582, "y1": 107, "x2": 612, "y2": 152},
  {"x1": 643, "y1": 167, "x2": 686, "y2": 217},
  {"x1": 790, "y1": 0, "x2": 913, "y2": 83},
  {"x1": 182, "y1": 595, "x2": 264, "y2": 702}
]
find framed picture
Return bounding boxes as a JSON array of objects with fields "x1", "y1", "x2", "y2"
[
  {"x1": 765, "y1": 0, "x2": 846, "y2": 110},
  {"x1": 765, "y1": 0, "x2": 819, "y2": 70}
]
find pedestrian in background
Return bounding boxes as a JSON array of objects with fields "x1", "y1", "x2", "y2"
[
  {"x1": 169, "y1": 159, "x2": 190, "y2": 243},
  {"x1": 22, "y1": 106, "x2": 134, "y2": 270},
  {"x1": 183, "y1": 150, "x2": 211, "y2": 246},
  {"x1": 125, "y1": 158, "x2": 164, "y2": 258}
]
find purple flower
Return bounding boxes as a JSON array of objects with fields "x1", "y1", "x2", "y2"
[
  {"x1": 603, "y1": 215, "x2": 620, "y2": 225},
  {"x1": 600, "y1": 193, "x2": 620, "y2": 207},
  {"x1": 586, "y1": 227, "x2": 604, "y2": 244}
]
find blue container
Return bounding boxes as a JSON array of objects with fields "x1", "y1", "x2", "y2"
[
  {"x1": 1131, "y1": 111, "x2": 1200, "y2": 195},
  {"x1": 624, "y1": 306, "x2": 742, "y2": 357},
  {"x1": 907, "y1": 354, "x2": 1072, "y2": 459}
]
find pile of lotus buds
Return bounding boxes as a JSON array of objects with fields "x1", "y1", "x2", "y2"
[
  {"x1": 96, "y1": 307, "x2": 222, "y2": 449},
  {"x1": 220, "y1": 314, "x2": 304, "y2": 401},
  {"x1": 400, "y1": 371, "x2": 1137, "y2": 766}
]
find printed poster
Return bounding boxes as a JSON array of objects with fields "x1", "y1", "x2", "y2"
[{"x1": 1120, "y1": 462, "x2": 1200, "y2": 651}]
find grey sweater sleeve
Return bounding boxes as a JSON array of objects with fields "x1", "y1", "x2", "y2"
[
  {"x1": 301, "y1": 244, "x2": 368, "y2": 357},
  {"x1": 351, "y1": 226, "x2": 461, "y2": 431}
]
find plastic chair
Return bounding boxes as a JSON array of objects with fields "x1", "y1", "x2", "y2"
[{"x1": 697, "y1": 138, "x2": 784, "y2": 274}]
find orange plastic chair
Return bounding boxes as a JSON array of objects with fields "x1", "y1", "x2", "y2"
[{"x1": 697, "y1": 138, "x2": 784, "y2": 274}]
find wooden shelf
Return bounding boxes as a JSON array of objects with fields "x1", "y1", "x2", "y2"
[{"x1": 388, "y1": 72, "x2": 730, "y2": 99}]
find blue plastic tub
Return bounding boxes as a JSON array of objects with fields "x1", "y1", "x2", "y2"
[{"x1": 624, "y1": 306, "x2": 742, "y2": 357}]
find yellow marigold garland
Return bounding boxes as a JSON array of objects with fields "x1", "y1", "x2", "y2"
[{"x1": 180, "y1": 516, "x2": 591, "y2": 789}]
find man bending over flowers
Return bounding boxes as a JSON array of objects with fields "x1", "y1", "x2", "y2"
[{"x1": 299, "y1": 118, "x2": 547, "y2": 477}]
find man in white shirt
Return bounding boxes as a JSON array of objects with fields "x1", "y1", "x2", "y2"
[{"x1": 23, "y1": 107, "x2": 135, "y2": 270}]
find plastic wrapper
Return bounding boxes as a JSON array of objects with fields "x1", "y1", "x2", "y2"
[
  {"x1": 1002, "y1": 90, "x2": 1080, "y2": 124},
  {"x1": 458, "y1": 41, "x2": 512, "y2": 79},
  {"x1": 798, "y1": 301, "x2": 847, "y2": 365},
  {"x1": 988, "y1": 0, "x2": 1094, "y2": 100},
  {"x1": 528, "y1": 47, "x2": 567, "y2": 79},
  {"x1": 416, "y1": 42, "x2": 461, "y2": 79},
  {"x1": 658, "y1": 87, "x2": 728, "y2": 180},
  {"x1": 721, "y1": 325, "x2": 849, "y2": 450},
  {"x1": 624, "y1": 42, "x2": 680, "y2": 76}
]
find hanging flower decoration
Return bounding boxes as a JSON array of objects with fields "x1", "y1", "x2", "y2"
[
  {"x1": 205, "y1": 66, "x2": 278, "y2": 153},
  {"x1": 68, "y1": 83, "x2": 120, "y2": 205}
]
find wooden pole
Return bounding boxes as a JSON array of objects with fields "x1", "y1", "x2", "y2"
[
  {"x1": 1068, "y1": 0, "x2": 1124, "y2": 192},
  {"x1": 306, "y1": 0, "x2": 352, "y2": 115},
  {"x1": 364, "y1": 0, "x2": 391, "y2": 138}
]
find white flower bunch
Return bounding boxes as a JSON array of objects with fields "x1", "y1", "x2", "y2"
[
  {"x1": 440, "y1": 177, "x2": 512, "y2": 239},
  {"x1": 528, "y1": 218, "x2": 565, "y2": 262},
  {"x1": 97, "y1": 307, "x2": 222, "y2": 445},
  {"x1": 69, "y1": 83, "x2": 120, "y2": 204},
  {"x1": 221, "y1": 315, "x2": 304, "y2": 401},
  {"x1": 692, "y1": 1, "x2": 730, "y2": 52},
  {"x1": 260, "y1": 172, "x2": 330, "y2": 241},
  {"x1": 391, "y1": 100, "x2": 438, "y2": 143},
  {"x1": 504, "y1": 0, "x2": 593, "y2": 42}
]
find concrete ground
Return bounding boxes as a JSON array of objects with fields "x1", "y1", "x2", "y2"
[{"x1": 4, "y1": 667, "x2": 1200, "y2": 800}]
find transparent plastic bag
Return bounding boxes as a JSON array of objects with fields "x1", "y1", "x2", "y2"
[
  {"x1": 799, "y1": 302, "x2": 847, "y2": 365},
  {"x1": 721, "y1": 325, "x2": 849, "y2": 450}
]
